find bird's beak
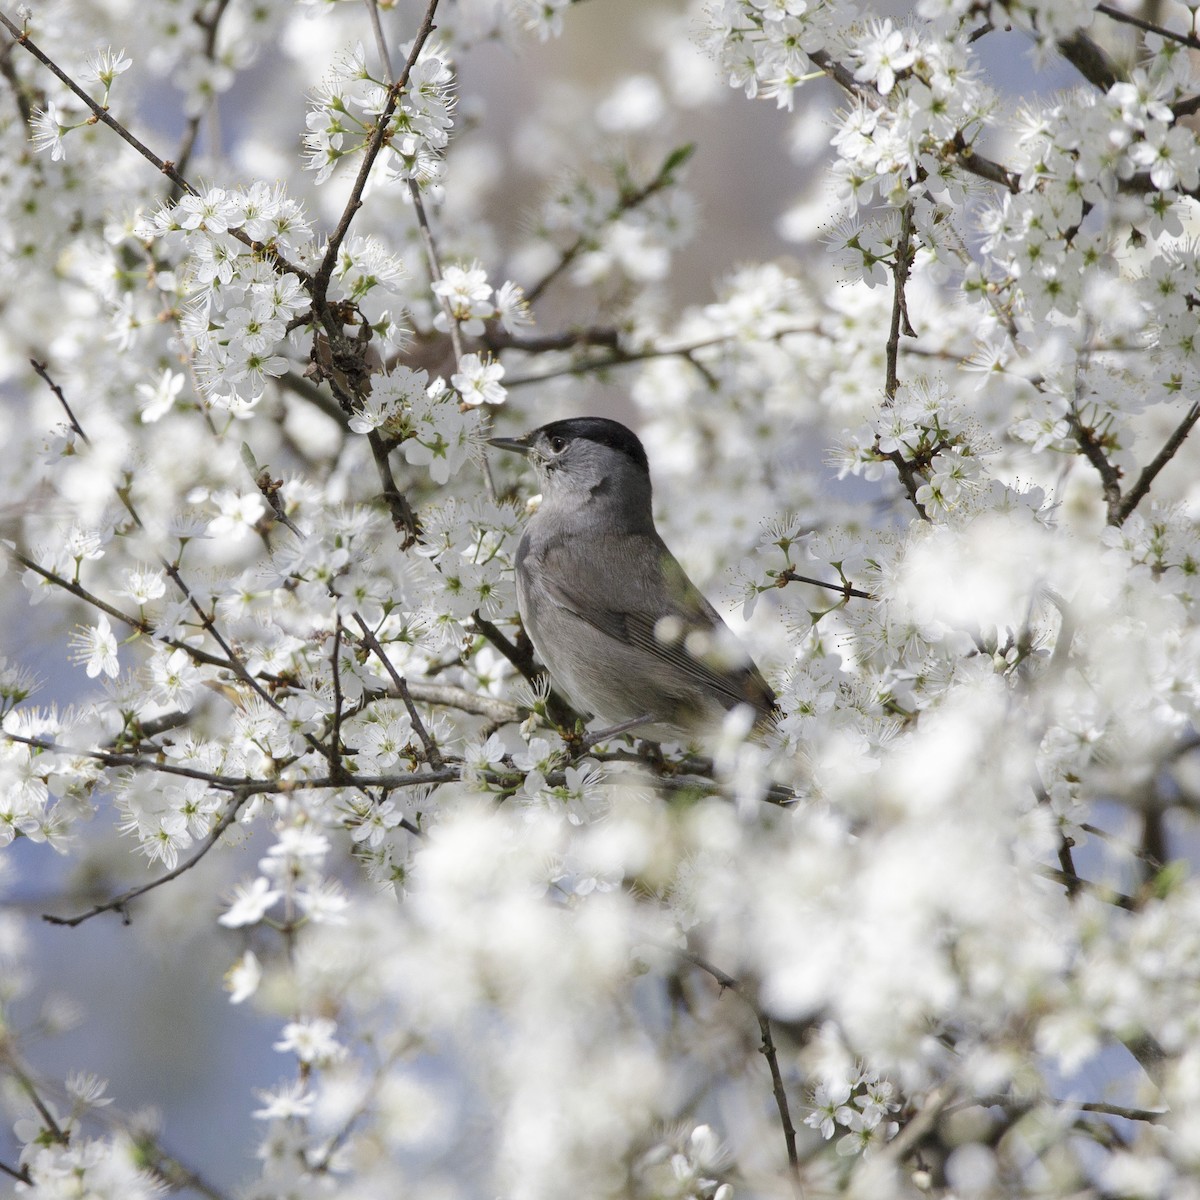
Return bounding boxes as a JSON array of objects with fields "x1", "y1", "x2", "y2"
[{"x1": 487, "y1": 433, "x2": 533, "y2": 455}]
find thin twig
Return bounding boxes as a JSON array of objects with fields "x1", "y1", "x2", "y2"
[
  {"x1": 1036, "y1": 864, "x2": 1139, "y2": 911},
  {"x1": 1095, "y1": 1, "x2": 1198, "y2": 47},
  {"x1": 1116, "y1": 402, "x2": 1200, "y2": 525},
  {"x1": 757, "y1": 1012, "x2": 803, "y2": 1192},
  {"x1": 523, "y1": 143, "x2": 696, "y2": 305},
  {"x1": 170, "y1": 0, "x2": 233, "y2": 194},
  {"x1": 7, "y1": 548, "x2": 287, "y2": 687},
  {"x1": 776, "y1": 569, "x2": 874, "y2": 602},
  {"x1": 43, "y1": 790, "x2": 255, "y2": 926},
  {"x1": 31, "y1": 359, "x2": 91, "y2": 444},
  {"x1": 884, "y1": 202, "x2": 915, "y2": 402},
  {"x1": 0, "y1": 11, "x2": 308, "y2": 280},
  {"x1": 1033, "y1": 777, "x2": 1080, "y2": 896},
  {"x1": 1065, "y1": 406, "x2": 1123, "y2": 523},
  {"x1": 9, "y1": 731, "x2": 457, "y2": 795},
  {"x1": 680, "y1": 949, "x2": 803, "y2": 1193},
  {"x1": 351, "y1": 611, "x2": 444, "y2": 765},
  {"x1": 407, "y1": 176, "x2": 464, "y2": 366},
  {"x1": 133, "y1": 1138, "x2": 231, "y2": 1200},
  {"x1": 879, "y1": 203, "x2": 929, "y2": 520},
  {"x1": 0, "y1": 1161, "x2": 31, "y2": 1185},
  {"x1": 5, "y1": 731, "x2": 273, "y2": 789},
  {"x1": 1080, "y1": 1101, "x2": 1166, "y2": 1122},
  {"x1": 502, "y1": 324, "x2": 818, "y2": 389},
  {"x1": 876, "y1": 1082, "x2": 955, "y2": 1165},
  {"x1": 29, "y1": 362, "x2": 307, "y2": 729},
  {"x1": 363, "y1": 0, "x2": 396, "y2": 80},
  {"x1": 329, "y1": 618, "x2": 348, "y2": 777},
  {"x1": 1, "y1": 1054, "x2": 68, "y2": 1143},
  {"x1": 311, "y1": 0, "x2": 440, "y2": 305}
]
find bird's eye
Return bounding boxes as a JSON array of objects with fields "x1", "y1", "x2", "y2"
[{"x1": 547, "y1": 435, "x2": 567, "y2": 454}]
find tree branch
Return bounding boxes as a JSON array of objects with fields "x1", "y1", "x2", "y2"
[
  {"x1": 1116, "y1": 402, "x2": 1200, "y2": 524},
  {"x1": 523, "y1": 142, "x2": 696, "y2": 305},
  {"x1": 43, "y1": 789, "x2": 255, "y2": 926},
  {"x1": 1095, "y1": 1, "x2": 1199, "y2": 48},
  {"x1": 169, "y1": 0, "x2": 234, "y2": 196},
  {"x1": 1065, "y1": 405, "x2": 1123, "y2": 524},
  {"x1": 807, "y1": 47, "x2": 1019, "y2": 192},
  {"x1": 1055, "y1": 29, "x2": 1121, "y2": 92},
  {"x1": 776, "y1": 569, "x2": 875, "y2": 602},
  {"x1": 679, "y1": 949, "x2": 802, "y2": 1193},
  {"x1": 310, "y1": 0, "x2": 441, "y2": 306},
  {"x1": 352, "y1": 611, "x2": 444, "y2": 766}
]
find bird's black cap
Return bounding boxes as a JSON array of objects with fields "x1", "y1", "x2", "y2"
[{"x1": 536, "y1": 417, "x2": 649, "y2": 472}]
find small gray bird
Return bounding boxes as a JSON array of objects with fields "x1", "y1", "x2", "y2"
[{"x1": 489, "y1": 417, "x2": 775, "y2": 742}]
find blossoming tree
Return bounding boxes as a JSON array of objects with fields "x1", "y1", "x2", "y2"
[{"x1": 2, "y1": 0, "x2": 1200, "y2": 1196}]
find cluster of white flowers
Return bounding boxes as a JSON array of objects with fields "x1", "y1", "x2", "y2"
[
  {"x1": 433, "y1": 263, "x2": 532, "y2": 338},
  {"x1": 135, "y1": 184, "x2": 314, "y2": 411},
  {"x1": 6, "y1": 0, "x2": 1200, "y2": 1197},
  {"x1": 805, "y1": 1069, "x2": 901, "y2": 1157},
  {"x1": 534, "y1": 156, "x2": 698, "y2": 288},
  {"x1": 303, "y1": 41, "x2": 455, "y2": 187}
]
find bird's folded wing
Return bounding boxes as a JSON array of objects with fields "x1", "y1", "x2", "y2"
[{"x1": 537, "y1": 532, "x2": 774, "y2": 713}]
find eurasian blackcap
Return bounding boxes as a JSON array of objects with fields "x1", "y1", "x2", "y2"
[{"x1": 489, "y1": 417, "x2": 775, "y2": 742}]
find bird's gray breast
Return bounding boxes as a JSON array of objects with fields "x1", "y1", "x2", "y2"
[{"x1": 513, "y1": 524, "x2": 641, "y2": 722}]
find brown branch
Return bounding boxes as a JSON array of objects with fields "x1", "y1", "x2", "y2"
[
  {"x1": 680, "y1": 949, "x2": 802, "y2": 1193},
  {"x1": 0, "y1": 9, "x2": 193, "y2": 191},
  {"x1": 329, "y1": 618, "x2": 348, "y2": 778},
  {"x1": 471, "y1": 610, "x2": 580, "y2": 730},
  {"x1": 1079, "y1": 1101, "x2": 1166, "y2": 1122},
  {"x1": 523, "y1": 142, "x2": 696, "y2": 305},
  {"x1": 366, "y1": 429, "x2": 421, "y2": 543},
  {"x1": 1064, "y1": 406, "x2": 1123, "y2": 523},
  {"x1": 12, "y1": 731, "x2": 459, "y2": 796},
  {"x1": 7, "y1": 548, "x2": 296, "y2": 693},
  {"x1": 43, "y1": 790, "x2": 255, "y2": 926},
  {"x1": 4, "y1": 732, "x2": 299, "y2": 796},
  {"x1": 1116, "y1": 402, "x2": 1200, "y2": 524},
  {"x1": 1095, "y1": 1, "x2": 1199, "y2": 48},
  {"x1": 1036, "y1": 864, "x2": 1139, "y2": 910},
  {"x1": 408, "y1": 175, "x2": 464, "y2": 365},
  {"x1": 10, "y1": 549, "x2": 150, "y2": 634},
  {"x1": 130, "y1": 1138, "x2": 231, "y2": 1200},
  {"x1": 0, "y1": 28, "x2": 34, "y2": 128},
  {"x1": 757, "y1": 1013, "x2": 803, "y2": 1191},
  {"x1": 1055, "y1": 29, "x2": 1121, "y2": 92},
  {"x1": 310, "y1": 0, "x2": 441, "y2": 306},
  {"x1": 0, "y1": 1160, "x2": 32, "y2": 1185},
  {"x1": 1174, "y1": 93, "x2": 1200, "y2": 119},
  {"x1": 170, "y1": 0, "x2": 234, "y2": 195},
  {"x1": 806, "y1": 47, "x2": 1019, "y2": 193},
  {"x1": 501, "y1": 325, "x2": 818, "y2": 389},
  {"x1": 404, "y1": 680, "x2": 522, "y2": 723},
  {"x1": 776, "y1": 569, "x2": 875, "y2": 602},
  {"x1": 877, "y1": 1082, "x2": 955, "y2": 1165},
  {"x1": 487, "y1": 326, "x2": 621, "y2": 355},
  {"x1": 31, "y1": 358, "x2": 90, "y2": 444},
  {"x1": 879, "y1": 203, "x2": 931, "y2": 520},
  {"x1": 885, "y1": 203, "x2": 916, "y2": 401},
  {"x1": 351, "y1": 612, "x2": 444, "y2": 765},
  {"x1": 1033, "y1": 776, "x2": 1080, "y2": 896},
  {"x1": 0, "y1": 11, "x2": 307, "y2": 281}
]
